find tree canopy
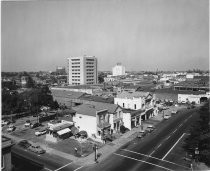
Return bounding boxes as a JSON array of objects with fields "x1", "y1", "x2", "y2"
[{"x1": 183, "y1": 101, "x2": 210, "y2": 166}]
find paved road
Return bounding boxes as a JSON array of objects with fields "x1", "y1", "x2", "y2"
[{"x1": 81, "y1": 108, "x2": 200, "y2": 171}]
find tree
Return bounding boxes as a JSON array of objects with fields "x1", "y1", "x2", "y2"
[
  {"x1": 26, "y1": 76, "x2": 35, "y2": 88},
  {"x1": 183, "y1": 101, "x2": 210, "y2": 166}
]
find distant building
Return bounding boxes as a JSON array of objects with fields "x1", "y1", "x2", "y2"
[
  {"x1": 114, "y1": 91, "x2": 154, "y2": 110},
  {"x1": 112, "y1": 63, "x2": 125, "y2": 76},
  {"x1": 56, "y1": 66, "x2": 66, "y2": 75},
  {"x1": 67, "y1": 55, "x2": 98, "y2": 85},
  {"x1": 20, "y1": 76, "x2": 28, "y2": 86},
  {"x1": 178, "y1": 92, "x2": 210, "y2": 104}
]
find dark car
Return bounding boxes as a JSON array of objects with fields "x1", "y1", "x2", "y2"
[
  {"x1": 77, "y1": 131, "x2": 88, "y2": 138},
  {"x1": 17, "y1": 140, "x2": 31, "y2": 149},
  {"x1": 28, "y1": 143, "x2": 46, "y2": 154},
  {"x1": 30, "y1": 122, "x2": 41, "y2": 129}
]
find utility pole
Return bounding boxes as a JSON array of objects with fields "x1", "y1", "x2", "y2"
[{"x1": 93, "y1": 144, "x2": 98, "y2": 163}]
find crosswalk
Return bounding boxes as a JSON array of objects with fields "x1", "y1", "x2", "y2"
[{"x1": 113, "y1": 149, "x2": 189, "y2": 171}]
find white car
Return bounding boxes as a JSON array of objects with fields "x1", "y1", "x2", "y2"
[
  {"x1": 7, "y1": 125, "x2": 16, "y2": 132},
  {"x1": 35, "y1": 129, "x2": 47, "y2": 136},
  {"x1": 147, "y1": 125, "x2": 155, "y2": 129},
  {"x1": 24, "y1": 122, "x2": 31, "y2": 127},
  {"x1": 2, "y1": 120, "x2": 9, "y2": 126},
  {"x1": 171, "y1": 110, "x2": 178, "y2": 114},
  {"x1": 164, "y1": 115, "x2": 171, "y2": 119}
]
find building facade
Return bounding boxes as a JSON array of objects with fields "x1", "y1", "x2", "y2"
[
  {"x1": 67, "y1": 56, "x2": 98, "y2": 85},
  {"x1": 112, "y1": 63, "x2": 125, "y2": 76}
]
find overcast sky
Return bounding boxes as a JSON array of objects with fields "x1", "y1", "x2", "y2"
[{"x1": 1, "y1": 0, "x2": 209, "y2": 72}]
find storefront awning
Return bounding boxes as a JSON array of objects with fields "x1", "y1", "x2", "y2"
[{"x1": 57, "y1": 128, "x2": 71, "y2": 135}]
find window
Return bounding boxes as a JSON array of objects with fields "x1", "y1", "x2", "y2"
[
  {"x1": 123, "y1": 103, "x2": 125, "y2": 107},
  {"x1": 134, "y1": 104, "x2": 136, "y2": 109}
]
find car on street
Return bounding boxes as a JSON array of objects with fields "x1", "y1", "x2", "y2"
[
  {"x1": 7, "y1": 125, "x2": 16, "y2": 132},
  {"x1": 137, "y1": 133, "x2": 143, "y2": 138},
  {"x1": 164, "y1": 115, "x2": 171, "y2": 120},
  {"x1": 25, "y1": 120, "x2": 31, "y2": 127},
  {"x1": 17, "y1": 140, "x2": 31, "y2": 149},
  {"x1": 28, "y1": 143, "x2": 46, "y2": 154},
  {"x1": 2, "y1": 120, "x2": 11, "y2": 126},
  {"x1": 146, "y1": 125, "x2": 155, "y2": 132},
  {"x1": 35, "y1": 129, "x2": 47, "y2": 136},
  {"x1": 30, "y1": 122, "x2": 41, "y2": 129},
  {"x1": 171, "y1": 110, "x2": 178, "y2": 114}
]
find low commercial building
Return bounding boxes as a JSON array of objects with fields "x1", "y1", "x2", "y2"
[
  {"x1": 178, "y1": 92, "x2": 210, "y2": 104},
  {"x1": 122, "y1": 107, "x2": 158, "y2": 130},
  {"x1": 72, "y1": 102, "x2": 123, "y2": 140},
  {"x1": 46, "y1": 120, "x2": 74, "y2": 143},
  {"x1": 114, "y1": 91, "x2": 154, "y2": 110}
]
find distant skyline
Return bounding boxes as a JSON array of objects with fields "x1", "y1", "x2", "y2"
[{"x1": 1, "y1": 0, "x2": 209, "y2": 72}]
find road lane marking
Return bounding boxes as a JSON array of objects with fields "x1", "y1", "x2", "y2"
[
  {"x1": 114, "y1": 153, "x2": 173, "y2": 171},
  {"x1": 165, "y1": 135, "x2": 171, "y2": 140},
  {"x1": 122, "y1": 149, "x2": 189, "y2": 169},
  {"x1": 162, "y1": 133, "x2": 186, "y2": 160},
  {"x1": 149, "y1": 150, "x2": 156, "y2": 156},
  {"x1": 157, "y1": 143, "x2": 162, "y2": 149},
  {"x1": 73, "y1": 166, "x2": 84, "y2": 171},
  {"x1": 54, "y1": 162, "x2": 73, "y2": 171}
]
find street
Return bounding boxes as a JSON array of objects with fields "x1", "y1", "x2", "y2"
[{"x1": 81, "y1": 107, "x2": 199, "y2": 171}]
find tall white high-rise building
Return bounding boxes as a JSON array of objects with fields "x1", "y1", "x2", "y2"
[
  {"x1": 112, "y1": 63, "x2": 125, "y2": 76},
  {"x1": 67, "y1": 56, "x2": 98, "y2": 85}
]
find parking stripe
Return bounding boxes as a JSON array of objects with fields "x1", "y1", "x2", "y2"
[
  {"x1": 73, "y1": 166, "x2": 84, "y2": 171},
  {"x1": 54, "y1": 162, "x2": 73, "y2": 171},
  {"x1": 114, "y1": 153, "x2": 172, "y2": 171}
]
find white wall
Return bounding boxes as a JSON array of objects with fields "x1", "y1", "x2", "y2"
[
  {"x1": 123, "y1": 113, "x2": 131, "y2": 130},
  {"x1": 178, "y1": 94, "x2": 200, "y2": 104},
  {"x1": 73, "y1": 113, "x2": 97, "y2": 136},
  {"x1": 114, "y1": 97, "x2": 143, "y2": 110},
  {"x1": 112, "y1": 65, "x2": 125, "y2": 76}
]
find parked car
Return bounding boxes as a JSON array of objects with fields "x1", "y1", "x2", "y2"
[
  {"x1": 30, "y1": 122, "x2": 41, "y2": 129},
  {"x1": 2, "y1": 120, "x2": 11, "y2": 126},
  {"x1": 2, "y1": 120, "x2": 10, "y2": 126},
  {"x1": 137, "y1": 133, "x2": 143, "y2": 138},
  {"x1": 28, "y1": 143, "x2": 46, "y2": 154},
  {"x1": 146, "y1": 125, "x2": 155, "y2": 132},
  {"x1": 35, "y1": 129, "x2": 47, "y2": 136},
  {"x1": 171, "y1": 110, "x2": 178, "y2": 114},
  {"x1": 164, "y1": 115, "x2": 171, "y2": 120},
  {"x1": 7, "y1": 125, "x2": 16, "y2": 132},
  {"x1": 77, "y1": 130, "x2": 88, "y2": 138},
  {"x1": 17, "y1": 140, "x2": 31, "y2": 149},
  {"x1": 25, "y1": 120, "x2": 31, "y2": 127}
]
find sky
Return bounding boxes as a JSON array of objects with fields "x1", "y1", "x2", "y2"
[{"x1": 1, "y1": 0, "x2": 209, "y2": 72}]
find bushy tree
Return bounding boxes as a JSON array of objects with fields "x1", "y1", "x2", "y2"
[{"x1": 183, "y1": 101, "x2": 210, "y2": 166}]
